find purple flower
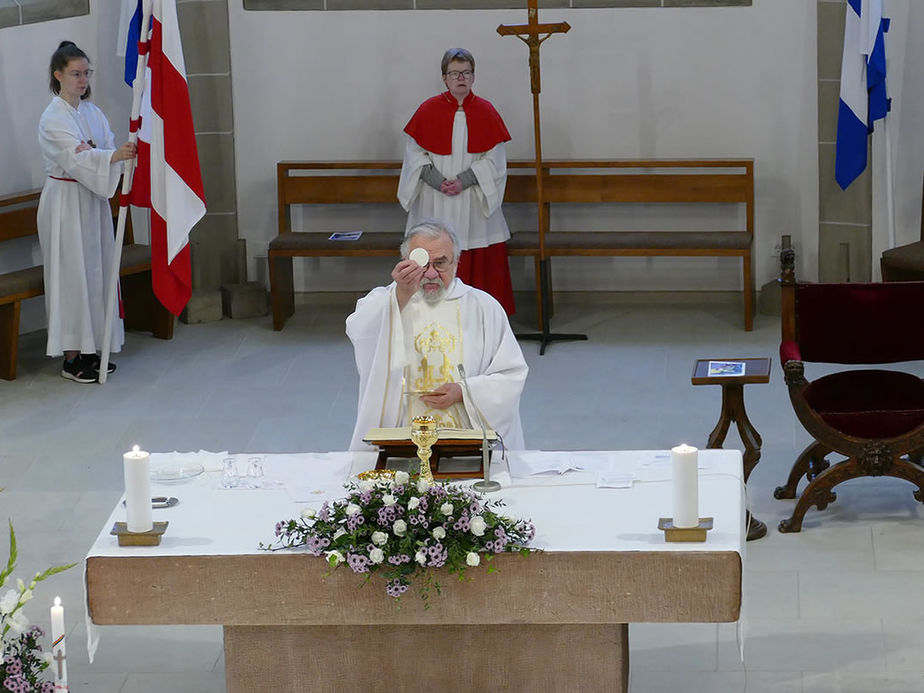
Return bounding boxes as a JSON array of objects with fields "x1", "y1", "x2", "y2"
[{"x1": 346, "y1": 553, "x2": 370, "y2": 573}]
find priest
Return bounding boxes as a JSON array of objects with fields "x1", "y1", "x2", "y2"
[
  {"x1": 346, "y1": 219, "x2": 527, "y2": 452},
  {"x1": 398, "y1": 48, "x2": 515, "y2": 315}
]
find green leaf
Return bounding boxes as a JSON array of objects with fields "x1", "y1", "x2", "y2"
[{"x1": 0, "y1": 521, "x2": 17, "y2": 588}]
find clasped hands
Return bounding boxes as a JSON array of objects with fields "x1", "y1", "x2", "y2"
[
  {"x1": 75, "y1": 140, "x2": 136, "y2": 164},
  {"x1": 440, "y1": 178, "x2": 463, "y2": 196}
]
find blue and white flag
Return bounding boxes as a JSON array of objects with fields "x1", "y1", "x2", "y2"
[{"x1": 835, "y1": 0, "x2": 890, "y2": 190}]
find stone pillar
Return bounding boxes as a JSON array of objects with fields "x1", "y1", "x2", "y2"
[
  {"x1": 177, "y1": 0, "x2": 240, "y2": 291},
  {"x1": 817, "y1": 0, "x2": 872, "y2": 282}
]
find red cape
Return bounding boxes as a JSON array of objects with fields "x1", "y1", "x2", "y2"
[{"x1": 403, "y1": 91, "x2": 511, "y2": 156}]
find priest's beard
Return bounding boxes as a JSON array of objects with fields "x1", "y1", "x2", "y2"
[{"x1": 418, "y1": 277, "x2": 448, "y2": 304}]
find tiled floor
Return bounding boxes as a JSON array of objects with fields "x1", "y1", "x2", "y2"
[{"x1": 2, "y1": 293, "x2": 924, "y2": 692}]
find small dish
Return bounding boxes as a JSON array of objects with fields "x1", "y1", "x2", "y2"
[{"x1": 151, "y1": 462, "x2": 205, "y2": 484}]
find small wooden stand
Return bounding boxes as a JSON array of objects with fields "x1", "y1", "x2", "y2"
[
  {"x1": 111, "y1": 521, "x2": 169, "y2": 547},
  {"x1": 658, "y1": 517, "x2": 713, "y2": 543},
  {"x1": 370, "y1": 440, "x2": 488, "y2": 480}
]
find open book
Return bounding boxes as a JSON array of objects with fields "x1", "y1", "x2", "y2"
[{"x1": 364, "y1": 426, "x2": 498, "y2": 443}]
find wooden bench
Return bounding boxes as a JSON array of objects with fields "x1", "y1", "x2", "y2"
[
  {"x1": 270, "y1": 159, "x2": 754, "y2": 331},
  {"x1": 0, "y1": 188, "x2": 174, "y2": 380}
]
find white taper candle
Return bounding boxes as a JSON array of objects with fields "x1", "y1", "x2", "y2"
[
  {"x1": 123, "y1": 445, "x2": 153, "y2": 532},
  {"x1": 671, "y1": 443, "x2": 699, "y2": 528}
]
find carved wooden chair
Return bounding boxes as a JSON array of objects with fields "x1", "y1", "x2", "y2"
[{"x1": 774, "y1": 247, "x2": 924, "y2": 532}]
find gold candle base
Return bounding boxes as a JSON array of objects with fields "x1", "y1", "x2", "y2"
[
  {"x1": 657, "y1": 517, "x2": 713, "y2": 543},
  {"x1": 111, "y1": 521, "x2": 169, "y2": 546}
]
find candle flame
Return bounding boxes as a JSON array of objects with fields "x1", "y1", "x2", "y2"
[
  {"x1": 54, "y1": 596, "x2": 61, "y2": 606},
  {"x1": 132, "y1": 444, "x2": 140, "y2": 453}
]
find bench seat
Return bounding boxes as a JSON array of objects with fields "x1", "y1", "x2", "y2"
[
  {"x1": 507, "y1": 231, "x2": 753, "y2": 254},
  {"x1": 269, "y1": 231, "x2": 404, "y2": 256}
]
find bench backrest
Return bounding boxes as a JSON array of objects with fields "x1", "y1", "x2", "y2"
[
  {"x1": 0, "y1": 187, "x2": 134, "y2": 245},
  {"x1": 277, "y1": 159, "x2": 754, "y2": 234}
]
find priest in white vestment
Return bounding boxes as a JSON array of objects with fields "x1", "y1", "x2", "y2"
[
  {"x1": 347, "y1": 219, "x2": 527, "y2": 452},
  {"x1": 398, "y1": 48, "x2": 515, "y2": 315}
]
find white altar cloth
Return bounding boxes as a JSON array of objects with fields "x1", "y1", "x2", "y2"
[{"x1": 87, "y1": 449, "x2": 744, "y2": 560}]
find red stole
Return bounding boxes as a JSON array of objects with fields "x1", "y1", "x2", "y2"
[{"x1": 403, "y1": 91, "x2": 511, "y2": 156}]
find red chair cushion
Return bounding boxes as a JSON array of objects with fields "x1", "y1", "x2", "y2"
[{"x1": 804, "y1": 369, "x2": 924, "y2": 439}]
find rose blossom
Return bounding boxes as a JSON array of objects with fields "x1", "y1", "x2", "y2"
[
  {"x1": 369, "y1": 548, "x2": 385, "y2": 564},
  {"x1": 466, "y1": 552, "x2": 481, "y2": 567},
  {"x1": 301, "y1": 507, "x2": 317, "y2": 519},
  {"x1": 345, "y1": 503, "x2": 361, "y2": 516},
  {"x1": 393, "y1": 519, "x2": 408, "y2": 536},
  {"x1": 432, "y1": 526, "x2": 446, "y2": 540},
  {"x1": 415, "y1": 550, "x2": 427, "y2": 565},
  {"x1": 469, "y1": 515, "x2": 487, "y2": 537},
  {"x1": 394, "y1": 470, "x2": 410, "y2": 485},
  {"x1": 416, "y1": 479, "x2": 431, "y2": 493},
  {"x1": 407, "y1": 496, "x2": 420, "y2": 510},
  {"x1": 382, "y1": 494, "x2": 397, "y2": 507},
  {"x1": 440, "y1": 502, "x2": 454, "y2": 516},
  {"x1": 371, "y1": 531, "x2": 388, "y2": 546}
]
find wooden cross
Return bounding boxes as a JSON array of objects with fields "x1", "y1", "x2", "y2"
[{"x1": 498, "y1": 1, "x2": 585, "y2": 353}]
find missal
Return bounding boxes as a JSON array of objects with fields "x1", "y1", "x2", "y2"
[
  {"x1": 328, "y1": 231, "x2": 363, "y2": 241},
  {"x1": 707, "y1": 360, "x2": 746, "y2": 376}
]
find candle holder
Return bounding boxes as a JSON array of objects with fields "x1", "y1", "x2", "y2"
[
  {"x1": 658, "y1": 517, "x2": 713, "y2": 543},
  {"x1": 110, "y1": 521, "x2": 169, "y2": 546}
]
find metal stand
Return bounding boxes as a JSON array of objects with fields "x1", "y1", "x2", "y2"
[
  {"x1": 515, "y1": 259, "x2": 587, "y2": 355},
  {"x1": 472, "y1": 439, "x2": 501, "y2": 493}
]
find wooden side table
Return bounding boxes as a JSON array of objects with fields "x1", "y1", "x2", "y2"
[{"x1": 692, "y1": 357, "x2": 771, "y2": 541}]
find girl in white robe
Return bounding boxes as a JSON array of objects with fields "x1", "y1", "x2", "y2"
[{"x1": 37, "y1": 41, "x2": 136, "y2": 382}]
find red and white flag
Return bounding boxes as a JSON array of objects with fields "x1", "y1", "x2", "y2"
[{"x1": 126, "y1": 0, "x2": 205, "y2": 315}]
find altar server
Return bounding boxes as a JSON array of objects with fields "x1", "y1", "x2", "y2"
[
  {"x1": 37, "y1": 41, "x2": 136, "y2": 383},
  {"x1": 347, "y1": 219, "x2": 527, "y2": 451},
  {"x1": 398, "y1": 48, "x2": 515, "y2": 315}
]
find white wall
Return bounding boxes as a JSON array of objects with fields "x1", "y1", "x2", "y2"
[{"x1": 229, "y1": 0, "x2": 820, "y2": 293}]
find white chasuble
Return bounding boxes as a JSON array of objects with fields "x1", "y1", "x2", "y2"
[
  {"x1": 401, "y1": 299, "x2": 471, "y2": 430},
  {"x1": 346, "y1": 279, "x2": 527, "y2": 451}
]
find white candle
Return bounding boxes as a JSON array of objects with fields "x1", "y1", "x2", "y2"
[
  {"x1": 123, "y1": 445, "x2": 153, "y2": 532},
  {"x1": 671, "y1": 443, "x2": 699, "y2": 528},
  {"x1": 50, "y1": 596, "x2": 68, "y2": 689}
]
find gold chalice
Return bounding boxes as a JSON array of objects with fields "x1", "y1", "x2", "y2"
[{"x1": 410, "y1": 415, "x2": 437, "y2": 483}]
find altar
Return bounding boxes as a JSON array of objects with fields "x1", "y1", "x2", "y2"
[{"x1": 85, "y1": 450, "x2": 743, "y2": 692}]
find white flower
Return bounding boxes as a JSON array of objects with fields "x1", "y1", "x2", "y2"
[
  {"x1": 326, "y1": 550, "x2": 345, "y2": 566},
  {"x1": 0, "y1": 589, "x2": 19, "y2": 615},
  {"x1": 369, "y1": 548, "x2": 385, "y2": 564},
  {"x1": 358, "y1": 480, "x2": 375, "y2": 493},
  {"x1": 371, "y1": 531, "x2": 388, "y2": 546},
  {"x1": 333, "y1": 528, "x2": 347, "y2": 540},
  {"x1": 6, "y1": 609, "x2": 29, "y2": 635},
  {"x1": 415, "y1": 550, "x2": 427, "y2": 565},
  {"x1": 440, "y1": 502, "x2": 454, "y2": 516},
  {"x1": 345, "y1": 503, "x2": 361, "y2": 516},
  {"x1": 300, "y1": 507, "x2": 317, "y2": 519},
  {"x1": 407, "y1": 496, "x2": 420, "y2": 510},
  {"x1": 466, "y1": 552, "x2": 481, "y2": 567},
  {"x1": 394, "y1": 470, "x2": 410, "y2": 486},
  {"x1": 393, "y1": 519, "x2": 408, "y2": 536},
  {"x1": 382, "y1": 494, "x2": 397, "y2": 507},
  {"x1": 469, "y1": 515, "x2": 487, "y2": 537},
  {"x1": 432, "y1": 527, "x2": 446, "y2": 540},
  {"x1": 42, "y1": 651, "x2": 53, "y2": 665},
  {"x1": 417, "y1": 479, "x2": 431, "y2": 493},
  {"x1": 18, "y1": 587, "x2": 32, "y2": 604}
]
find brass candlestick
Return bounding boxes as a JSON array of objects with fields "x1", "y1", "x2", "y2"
[{"x1": 410, "y1": 416, "x2": 437, "y2": 483}]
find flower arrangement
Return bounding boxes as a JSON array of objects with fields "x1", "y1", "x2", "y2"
[
  {"x1": 266, "y1": 472, "x2": 536, "y2": 599},
  {"x1": 1, "y1": 522, "x2": 75, "y2": 693}
]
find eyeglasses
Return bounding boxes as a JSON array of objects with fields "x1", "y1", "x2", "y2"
[
  {"x1": 445, "y1": 70, "x2": 473, "y2": 80},
  {"x1": 67, "y1": 69, "x2": 94, "y2": 79},
  {"x1": 417, "y1": 258, "x2": 455, "y2": 272}
]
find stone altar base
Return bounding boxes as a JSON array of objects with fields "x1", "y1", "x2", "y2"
[{"x1": 224, "y1": 623, "x2": 628, "y2": 693}]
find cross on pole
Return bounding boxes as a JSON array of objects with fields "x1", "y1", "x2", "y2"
[{"x1": 498, "y1": 0, "x2": 586, "y2": 354}]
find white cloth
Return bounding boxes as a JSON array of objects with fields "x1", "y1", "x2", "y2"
[
  {"x1": 397, "y1": 111, "x2": 510, "y2": 251},
  {"x1": 37, "y1": 96, "x2": 124, "y2": 356},
  {"x1": 346, "y1": 279, "x2": 527, "y2": 451}
]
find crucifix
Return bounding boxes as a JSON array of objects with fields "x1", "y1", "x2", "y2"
[
  {"x1": 54, "y1": 648, "x2": 67, "y2": 681},
  {"x1": 498, "y1": 0, "x2": 586, "y2": 354}
]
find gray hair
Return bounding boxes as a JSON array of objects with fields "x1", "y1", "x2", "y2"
[
  {"x1": 441, "y1": 48, "x2": 474, "y2": 75},
  {"x1": 400, "y1": 219, "x2": 461, "y2": 263}
]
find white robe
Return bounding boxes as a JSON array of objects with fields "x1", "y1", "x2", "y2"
[
  {"x1": 397, "y1": 111, "x2": 510, "y2": 251},
  {"x1": 37, "y1": 96, "x2": 124, "y2": 356},
  {"x1": 346, "y1": 279, "x2": 527, "y2": 451}
]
